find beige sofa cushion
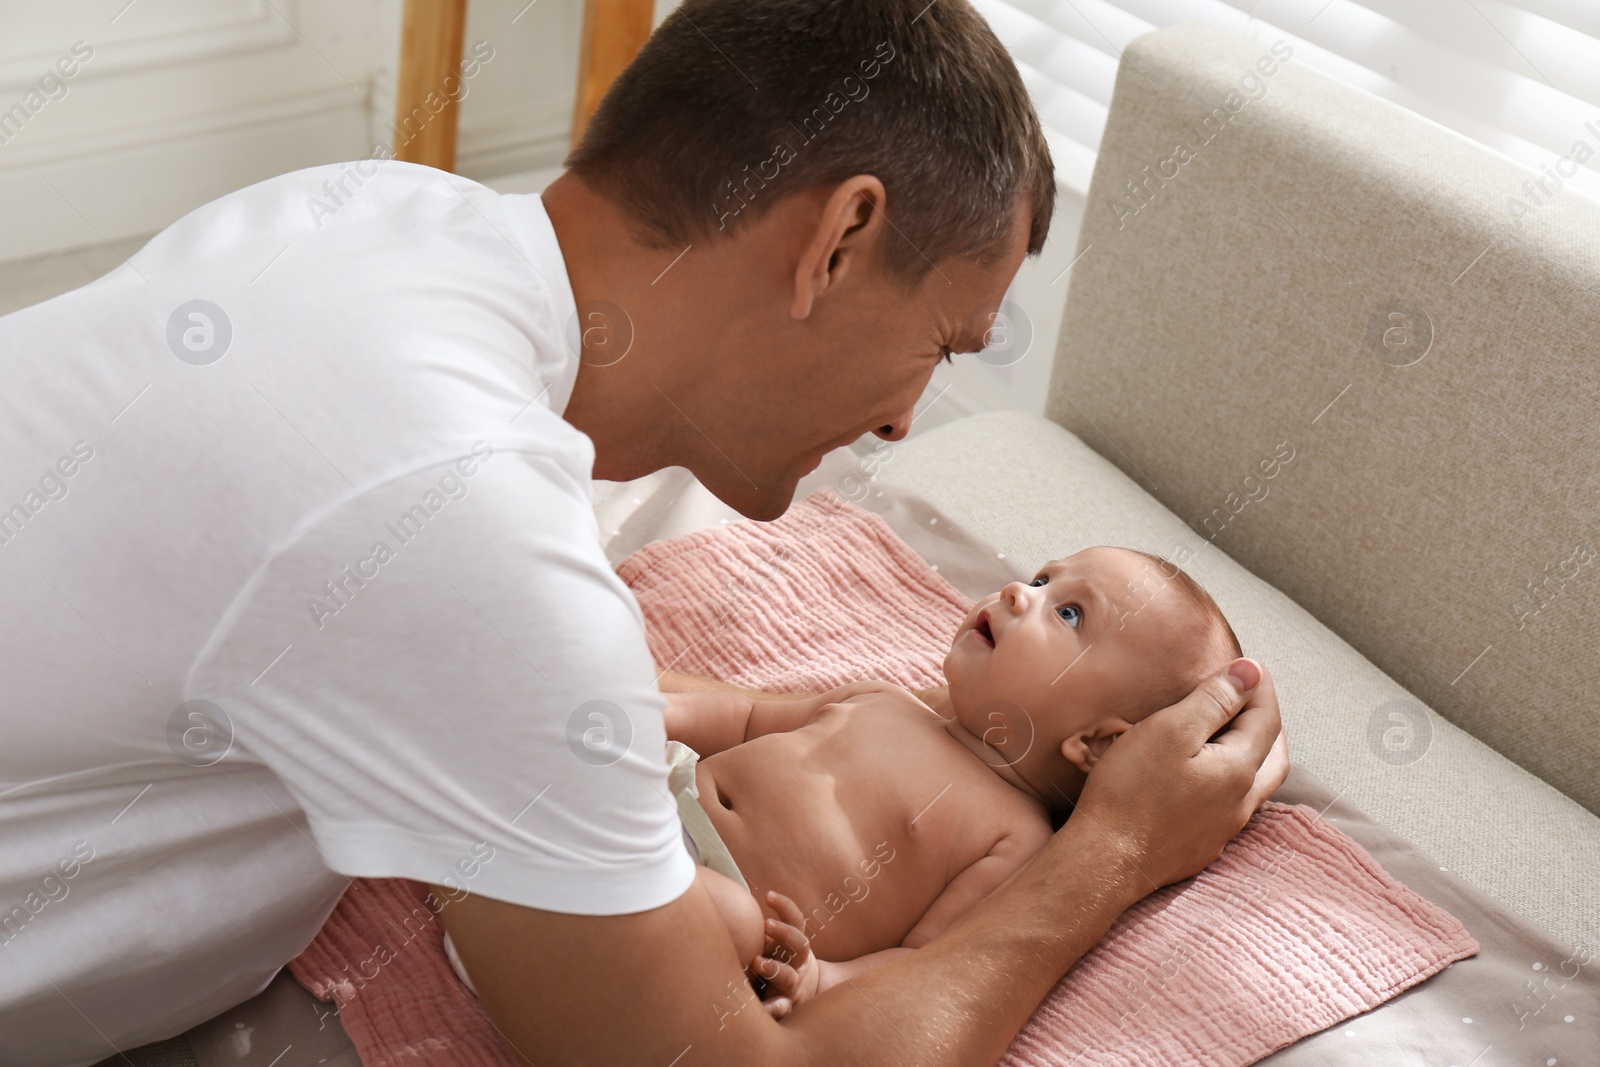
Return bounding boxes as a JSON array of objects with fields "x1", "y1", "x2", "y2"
[
  {"x1": 877, "y1": 410, "x2": 1600, "y2": 954},
  {"x1": 1046, "y1": 22, "x2": 1600, "y2": 815}
]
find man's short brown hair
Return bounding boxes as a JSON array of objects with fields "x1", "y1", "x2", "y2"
[{"x1": 565, "y1": 0, "x2": 1055, "y2": 285}]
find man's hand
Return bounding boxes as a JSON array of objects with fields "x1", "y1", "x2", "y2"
[{"x1": 1073, "y1": 657, "x2": 1289, "y2": 890}]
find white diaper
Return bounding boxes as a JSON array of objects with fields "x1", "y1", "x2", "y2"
[
  {"x1": 666, "y1": 740, "x2": 750, "y2": 890},
  {"x1": 443, "y1": 928, "x2": 478, "y2": 995}
]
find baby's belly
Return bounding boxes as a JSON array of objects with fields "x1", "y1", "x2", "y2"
[{"x1": 694, "y1": 744, "x2": 940, "y2": 961}]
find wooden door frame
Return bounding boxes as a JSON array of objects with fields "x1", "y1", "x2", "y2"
[{"x1": 392, "y1": 0, "x2": 654, "y2": 172}]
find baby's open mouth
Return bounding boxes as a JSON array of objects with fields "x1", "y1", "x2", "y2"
[{"x1": 974, "y1": 612, "x2": 995, "y2": 647}]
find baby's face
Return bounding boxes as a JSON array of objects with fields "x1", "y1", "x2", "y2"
[{"x1": 942, "y1": 547, "x2": 1209, "y2": 769}]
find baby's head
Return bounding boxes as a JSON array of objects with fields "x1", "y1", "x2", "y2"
[{"x1": 943, "y1": 547, "x2": 1241, "y2": 814}]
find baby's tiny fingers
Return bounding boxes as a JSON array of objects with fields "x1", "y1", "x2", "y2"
[
  {"x1": 766, "y1": 889, "x2": 806, "y2": 929},
  {"x1": 765, "y1": 918, "x2": 812, "y2": 964},
  {"x1": 752, "y1": 956, "x2": 801, "y2": 998},
  {"x1": 763, "y1": 996, "x2": 792, "y2": 1020}
]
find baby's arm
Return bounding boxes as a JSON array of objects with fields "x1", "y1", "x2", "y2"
[
  {"x1": 759, "y1": 825, "x2": 1054, "y2": 1007},
  {"x1": 664, "y1": 679, "x2": 904, "y2": 756},
  {"x1": 758, "y1": 896, "x2": 918, "y2": 1004},
  {"x1": 900, "y1": 821, "x2": 1055, "y2": 948},
  {"x1": 663, "y1": 690, "x2": 759, "y2": 755}
]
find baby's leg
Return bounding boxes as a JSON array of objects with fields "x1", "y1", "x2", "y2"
[{"x1": 695, "y1": 865, "x2": 764, "y2": 967}]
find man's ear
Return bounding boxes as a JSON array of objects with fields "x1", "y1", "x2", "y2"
[
  {"x1": 790, "y1": 175, "x2": 887, "y2": 320},
  {"x1": 1059, "y1": 719, "x2": 1135, "y2": 774}
]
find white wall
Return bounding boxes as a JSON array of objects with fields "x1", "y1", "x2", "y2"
[{"x1": 0, "y1": 0, "x2": 590, "y2": 265}]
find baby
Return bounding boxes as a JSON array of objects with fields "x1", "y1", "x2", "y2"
[{"x1": 445, "y1": 546, "x2": 1242, "y2": 1012}]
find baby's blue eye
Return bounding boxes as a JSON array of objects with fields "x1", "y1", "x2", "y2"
[{"x1": 1029, "y1": 576, "x2": 1081, "y2": 628}]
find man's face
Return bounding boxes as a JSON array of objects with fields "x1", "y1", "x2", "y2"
[{"x1": 682, "y1": 195, "x2": 1033, "y2": 521}]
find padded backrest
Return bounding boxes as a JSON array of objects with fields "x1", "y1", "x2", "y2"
[{"x1": 1046, "y1": 22, "x2": 1600, "y2": 814}]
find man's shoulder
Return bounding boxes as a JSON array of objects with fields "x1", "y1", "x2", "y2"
[{"x1": 128, "y1": 160, "x2": 537, "y2": 294}]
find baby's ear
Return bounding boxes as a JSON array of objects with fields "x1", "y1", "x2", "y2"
[
  {"x1": 1059, "y1": 735, "x2": 1092, "y2": 774},
  {"x1": 1061, "y1": 720, "x2": 1135, "y2": 772}
]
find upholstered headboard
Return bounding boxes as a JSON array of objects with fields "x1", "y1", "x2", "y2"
[{"x1": 1047, "y1": 22, "x2": 1600, "y2": 813}]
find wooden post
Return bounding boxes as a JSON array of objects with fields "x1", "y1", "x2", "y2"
[
  {"x1": 392, "y1": 0, "x2": 469, "y2": 171},
  {"x1": 572, "y1": 0, "x2": 655, "y2": 148}
]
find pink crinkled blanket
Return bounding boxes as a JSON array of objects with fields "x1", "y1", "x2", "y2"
[{"x1": 288, "y1": 489, "x2": 1477, "y2": 1066}]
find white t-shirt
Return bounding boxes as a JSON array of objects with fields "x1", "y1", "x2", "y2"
[{"x1": 0, "y1": 160, "x2": 695, "y2": 1065}]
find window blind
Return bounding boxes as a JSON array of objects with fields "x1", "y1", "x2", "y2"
[{"x1": 974, "y1": 0, "x2": 1600, "y2": 203}]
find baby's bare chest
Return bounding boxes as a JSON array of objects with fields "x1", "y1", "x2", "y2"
[
  {"x1": 703, "y1": 694, "x2": 1040, "y2": 957},
  {"x1": 712, "y1": 696, "x2": 1022, "y2": 866}
]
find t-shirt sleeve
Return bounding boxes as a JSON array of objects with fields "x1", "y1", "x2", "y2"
[{"x1": 186, "y1": 443, "x2": 697, "y2": 915}]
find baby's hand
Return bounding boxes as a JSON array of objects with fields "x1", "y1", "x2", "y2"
[{"x1": 749, "y1": 889, "x2": 820, "y2": 1018}]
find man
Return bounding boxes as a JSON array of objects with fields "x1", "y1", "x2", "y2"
[{"x1": 0, "y1": 0, "x2": 1286, "y2": 1063}]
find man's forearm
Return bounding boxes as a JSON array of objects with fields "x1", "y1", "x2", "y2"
[{"x1": 777, "y1": 816, "x2": 1144, "y2": 1066}]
